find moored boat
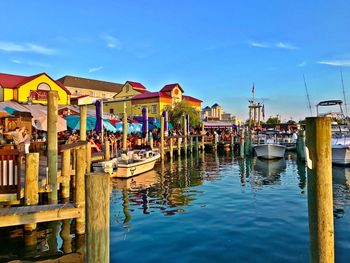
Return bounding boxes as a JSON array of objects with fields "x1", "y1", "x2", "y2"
[
  {"x1": 115, "y1": 150, "x2": 160, "y2": 178},
  {"x1": 254, "y1": 144, "x2": 286, "y2": 159}
]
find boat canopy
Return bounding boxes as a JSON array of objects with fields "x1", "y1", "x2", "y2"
[{"x1": 317, "y1": 100, "x2": 343, "y2": 106}]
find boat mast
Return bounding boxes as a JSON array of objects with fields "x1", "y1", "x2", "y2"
[
  {"x1": 303, "y1": 74, "x2": 313, "y2": 116},
  {"x1": 340, "y1": 68, "x2": 348, "y2": 116}
]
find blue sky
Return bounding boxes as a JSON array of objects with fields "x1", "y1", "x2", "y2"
[{"x1": 0, "y1": 0, "x2": 349, "y2": 121}]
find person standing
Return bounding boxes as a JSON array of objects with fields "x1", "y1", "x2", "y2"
[
  {"x1": 4, "y1": 126, "x2": 25, "y2": 149},
  {"x1": 22, "y1": 129, "x2": 31, "y2": 154}
]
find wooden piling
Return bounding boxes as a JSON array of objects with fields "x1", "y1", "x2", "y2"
[
  {"x1": 75, "y1": 147, "x2": 86, "y2": 235},
  {"x1": 306, "y1": 117, "x2": 334, "y2": 263},
  {"x1": 86, "y1": 142, "x2": 91, "y2": 173},
  {"x1": 24, "y1": 153, "x2": 39, "y2": 231},
  {"x1": 183, "y1": 115, "x2": 187, "y2": 153},
  {"x1": 177, "y1": 136, "x2": 181, "y2": 156},
  {"x1": 240, "y1": 128, "x2": 245, "y2": 158},
  {"x1": 60, "y1": 219, "x2": 72, "y2": 254},
  {"x1": 86, "y1": 173, "x2": 110, "y2": 263},
  {"x1": 160, "y1": 116, "x2": 165, "y2": 160},
  {"x1": 189, "y1": 136, "x2": 193, "y2": 153},
  {"x1": 61, "y1": 150, "x2": 71, "y2": 201},
  {"x1": 150, "y1": 137, "x2": 154, "y2": 150},
  {"x1": 201, "y1": 122, "x2": 205, "y2": 151},
  {"x1": 80, "y1": 104, "x2": 87, "y2": 141},
  {"x1": 169, "y1": 137, "x2": 174, "y2": 158},
  {"x1": 47, "y1": 91, "x2": 58, "y2": 204},
  {"x1": 297, "y1": 130, "x2": 306, "y2": 160},
  {"x1": 104, "y1": 139, "x2": 110, "y2": 160},
  {"x1": 195, "y1": 136, "x2": 199, "y2": 151},
  {"x1": 123, "y1": 112, "x2": 127, "y2": 153}
]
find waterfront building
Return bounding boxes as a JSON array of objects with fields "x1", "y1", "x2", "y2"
[
  {"x1": 202, "y1": 103, "x2": 223, "y2": 120},
  {"x1": 0, "y1": 72, "x2": 70, "y2": 105},
  {"x1": 57, "y1": 75, "x2": 123, "y2": 102},
  {"x1": 104, "y1": 82, "x2": 202, "y2": 118}
]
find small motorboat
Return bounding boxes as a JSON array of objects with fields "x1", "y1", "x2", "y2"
[
  {"x1": 114, "y1": 150, "x2": 160, "y2": 178},
  {"x1": 254, "y1": 131, "x2": 286, "y2": 159}
]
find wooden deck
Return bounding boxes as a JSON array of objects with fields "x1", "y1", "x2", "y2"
[{"x1": 0, "y1": 203, "x2": 82, "y2": 227}]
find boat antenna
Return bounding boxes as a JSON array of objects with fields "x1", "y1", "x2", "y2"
[
  {"x1": 303, "y1": 74, "x2": 313, "y2": 116},
  {"x1": 340, "y1": 68, "x2": 348, "y2": 116}
]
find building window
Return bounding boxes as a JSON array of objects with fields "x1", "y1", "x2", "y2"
[
  {"x1": 110, "y1": 109, "x2": 114, "y2": 114},
  {"x1": 125, "y1": 85, "x2": 129, "y2": 92},
  {"x1": 152, "y1": 105, "x2": 157, "y2": 114}
]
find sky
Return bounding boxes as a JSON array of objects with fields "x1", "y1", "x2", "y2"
[{"x1": 0, "y1": 0, "x2": 350, "y2": 121}]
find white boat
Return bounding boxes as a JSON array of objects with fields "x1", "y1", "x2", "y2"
[
  {"x1": 253, "y1": 132, "x2": 286, "y2": 159},
  {"x1": 115, "y1": 150, "x2": 160, "y2": 178},
  {"x1": 254, "y1": 144, "x2": 286, "y2": 159}
]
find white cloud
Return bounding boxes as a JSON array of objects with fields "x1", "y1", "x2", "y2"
[
  {"x1": 275, "y1": 42, "x2": 298, "y2": 50},
  {"x1": 89, "y1": 66, "x2": 103, "y2": 73},
  {"x1": 249, "y1": 41, "x2": 298, "y2": 50},
  {"x1": 10, "y1": 59, "x2": 51, "y2": 67},
  {"x1": 249, "y1": 42, "x2": 270, "y2": 48},
  {"x1": 298, "y1": 61, "x2": 307, "y2": 67},
  {"x1": 101, "y1": 35, "x2": 122, "y2": 50},
  {"x1": 318, "y1": 59, "x2": 350, "y2": 67},
  {"x1": 0, "y1": 41, "x2": 57, "y2": 55}
]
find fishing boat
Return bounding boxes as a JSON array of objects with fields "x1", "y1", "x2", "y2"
[
  {"x1": 316, "y1": 100, "x2": 350, "y2": 165},
  {"x1": 115, "y1": 150, "x2": 160, "y2": 178},
  {"x1": 253, "y1": 131, "x2": 286, "y2": 159},
  {"x1": 92, "y1": 150, "x2": 160, "y2": 178}
]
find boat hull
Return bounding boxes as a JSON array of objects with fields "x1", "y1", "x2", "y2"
[
  {"x1": 332, "y1": 145, "x2": 350, "y2": 165},
  {"x1": 254, "y1": 144, "x2": 286, "y2": 160},
  {"x1": 114, "y1": 153, "x2": 160, "y2": 178}
]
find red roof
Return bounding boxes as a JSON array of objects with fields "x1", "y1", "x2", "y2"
[
  {"x1": 0, "y1": 72, "x2": 71, "y2": 95},
  {"x1": 182, "y1": 95, "x2": 202, "y2": 103},
  {"x1": 160, "y1": 83, "x2": 184, "y2": 93},
  {"x1": 133, "y1": 91, "x2": 172, "y2": 100},
  {"x1": 126, "y1": 81, "x2": 146, "y2": 90}
]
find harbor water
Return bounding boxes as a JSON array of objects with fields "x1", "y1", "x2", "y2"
[{"x1": 0, "y1": 151, "x2": 350, "y2": 262}]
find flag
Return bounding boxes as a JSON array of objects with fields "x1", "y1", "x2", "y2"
[
  {"x1": 262, "y1": 104, "x2": 265, "y2": 120},
  {"x1": 252, "y1": 82, "x2": 255, "y2": 94}
]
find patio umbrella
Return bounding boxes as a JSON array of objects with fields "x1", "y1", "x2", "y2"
[
  {"x1": 103, "y1": 120, "x2": 117, "y2": 133},
  {"x1": 95, "y1": 100, "x2": 102, "y2": 133},
  {"x1": 33, "y1": 115, "x2": 67, "y2": 132},
  {"x1": 142, "y1": 107, "x2": 148, "y2": 133},
  {"x1": 65, "y1": 115, "x2": 96, "y2": 130},
  {"x1": 130, "y1": 122, "x2": 142, "y2": 133},
  {"x1": 162, "y1": 111, "x2": 168, "y2": 133}
]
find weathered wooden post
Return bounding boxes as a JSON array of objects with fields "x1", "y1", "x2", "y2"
[
  {"x1": 47, "y1": 90, "x2": 58, "y2": 204},
  {"x1": 305, "y1": 117, "x2": 334, "y2": 263},
  {"x1": 86, "y1": 142, "x2": 91, "y2": 173},
  {"x1": 86, "y1": 172, "x2": 110, "y2": 263},
  {"x1": 80, "y1": 104, "x2": 87, "y2": 141},
  {"x1": 60, "y1": 219, "x2": 72, "y2": 254},
  {"x1": 230, "y1": 134, "x2": 234, "y2": 151},
  {"x1": 240, "y1": 128, "x2": 245, "y2": 158},
  {"x1": 169, "y1": 137, "x2": 174, "y2": 158},
  {"x1": 177, "y1": 136, "x2": 181, "y2": 156},
  {"x1": 123, "y1": 112, "x2": 128, "y2": 153},
  {"x1": 104, "y1": 139, "x2": 110, "y2": 160},
  {"x1": 297, "y1": 130, "x2": 306, "y2": 160},
  {"x1": 183, "y1": 115, "x2": 188, "y2": 153},
  {"x1": 75, "y1": 147, "x2": 86, "y2": 235},
  {"x1": 201, "y1": 122, "x2": 205, "y2": 151},
  {"x1": 150, "y1": 137, "x2": 154, "y2": 150},
  {"x1": 61, "y1": 149, "x2": 71, "y2": 201},
  {"x1": 160, "y1": 116, "x2": 165, "y2": 160},
  {"x1": 189, "y1": 135, "x2": 193, "y2": 153},
  {"x1": 195, "y1": 136, "x2": 199, "y2": 151},
  {"x1": 24, "y1": 153, "x2": 39, "y2": 232}
]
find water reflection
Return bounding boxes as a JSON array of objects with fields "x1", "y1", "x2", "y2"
[
  {"x1": 332, "y1": 166, "x2": 350, "y2": 219},
  {"x1": 252, "y1": 158, "x2": 286, "y2": 186}
]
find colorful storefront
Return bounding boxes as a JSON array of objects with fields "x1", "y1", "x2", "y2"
[{"x1": 0, "y1": 72, "x2": 70, "y2": 105}]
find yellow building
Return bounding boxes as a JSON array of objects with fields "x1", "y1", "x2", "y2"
[{"x1": 0, "y1": 72, "x2": 70, "y2": 105}]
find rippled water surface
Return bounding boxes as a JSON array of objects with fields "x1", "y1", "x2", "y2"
[
  {"x1": 0, "y1": 151, "x2": 349, "y2": 262},
  {"x1": 111, "y1": 152, "x2": 350, "y2": 263}
]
